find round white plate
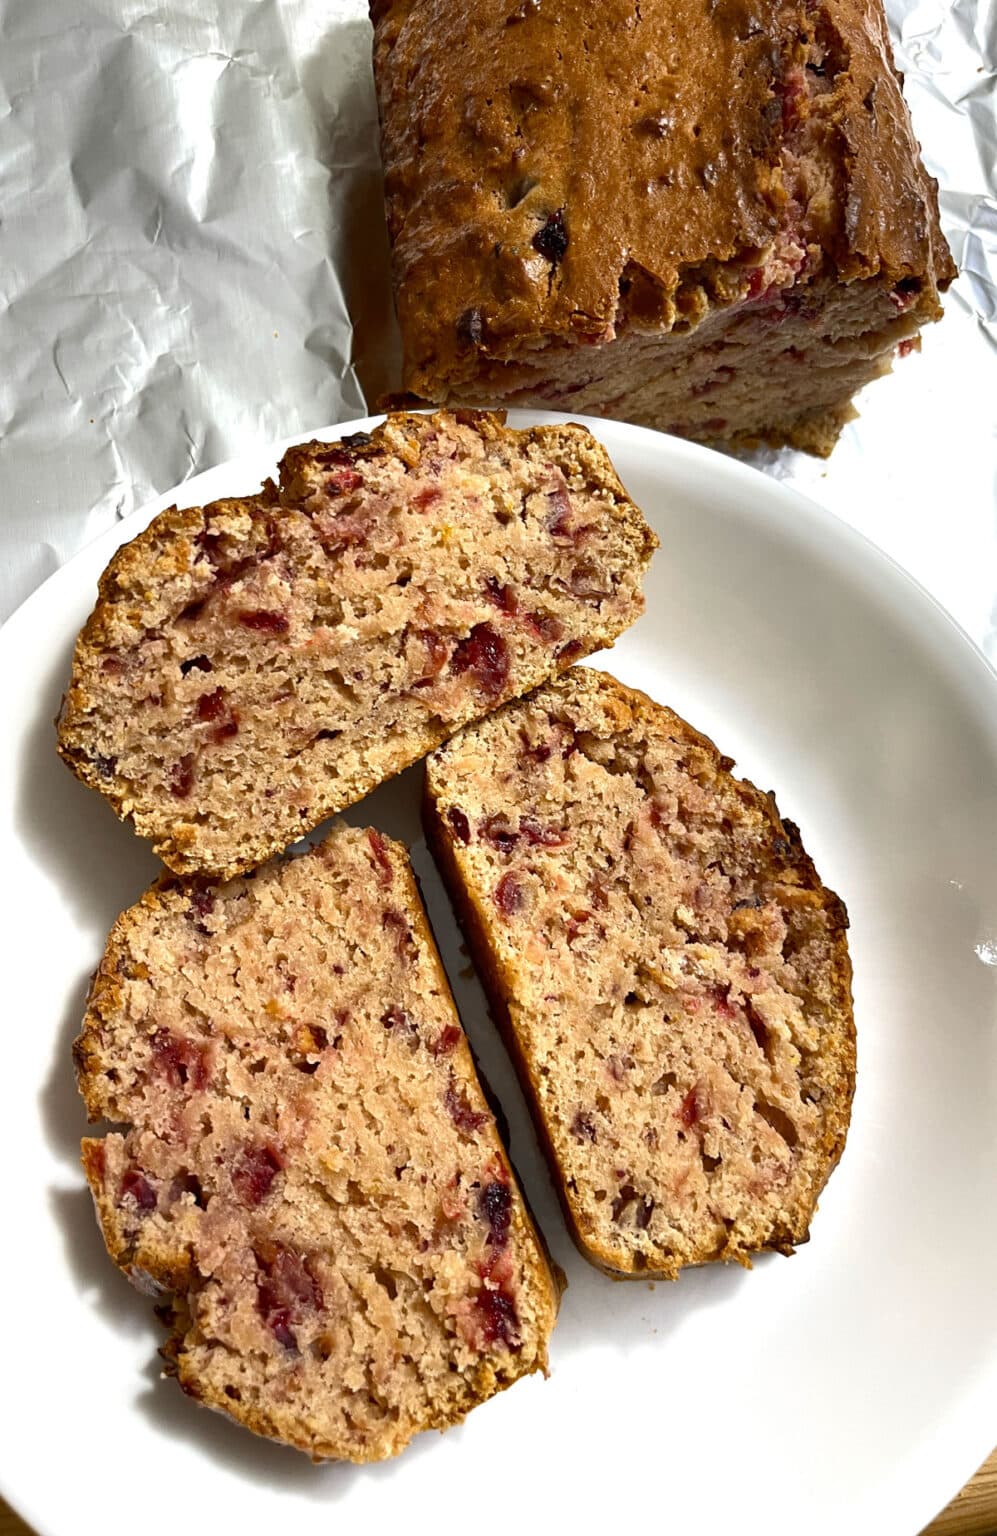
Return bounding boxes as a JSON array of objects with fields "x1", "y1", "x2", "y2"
[{"x1": 1, "y1": 414, "x2": 995, "y2": 1536}]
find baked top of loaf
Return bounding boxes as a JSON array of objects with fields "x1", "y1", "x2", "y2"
[
  {"x1": 424, "y1": 668, "x2": 855, "y2": 1278},
  {"x1": 75, "y1": 824, "x2": 560, "y2": 1462},
  {"x1": 371, "y1": 0, "x2": 955, "y2": 395},
  {"x1": 57, "y1": 409, "x2": 655, "y2": 879}
]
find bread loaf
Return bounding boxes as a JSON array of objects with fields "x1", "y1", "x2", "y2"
[{"x1": 371, "y1": 0, "x2": 955, "y2": 455}]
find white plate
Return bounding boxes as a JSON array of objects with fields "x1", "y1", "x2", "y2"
[{"x1": 1, "y1": 413, "x2": 995, "y2": 1536}]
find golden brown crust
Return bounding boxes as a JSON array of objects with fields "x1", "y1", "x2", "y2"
[
  {"x1": 75, "y1": 829, "x2": 560, "y2": 1460},
  {"x1": 424, "y1": 668, "x2": 856, "y2": 1279}
]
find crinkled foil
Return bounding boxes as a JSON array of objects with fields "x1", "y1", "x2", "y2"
[{"x1": 1, "y1": 0, "x2": 994, "y2": 658}]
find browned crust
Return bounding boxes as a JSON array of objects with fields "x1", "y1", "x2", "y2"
[
  {"x1": 75, "y1": 832, "x2": 561, "y2": 1461},
  {"x1": 371, "y1": 0, "x2": 954, "y2": 431},
  {"x1": 423, "y1": 668, "x2": 856, "y2": 1280},
  {"x1": 56, "y1": 408, "x2": 656, "y2": 881}
]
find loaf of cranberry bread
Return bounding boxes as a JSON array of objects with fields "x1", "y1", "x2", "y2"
[
  {"x1": 371, "y1": 0, "x2": 955, "y2": 455},
  {"x1": 75, "y1": 824, "x2": 560, "y2": 1461},
  {"x1": 57, "y1": 409, "x2": 655, "y2": 878},
  {"x1": 424, "y1": 669, "x2": 855, "y2": 1278}
]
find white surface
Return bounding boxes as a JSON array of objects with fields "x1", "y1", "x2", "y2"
[{"x1": 1, "y1": 414, "x2": 996, "y2": 1536}]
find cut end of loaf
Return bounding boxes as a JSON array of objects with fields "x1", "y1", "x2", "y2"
[
  {"x1": 75, "y1": 825, "x2": 559, "y2": 1461},
  {"x1": 424, "y1": 668, "x2": 855, "y2": 1279},
  {"x1": 57, "y1": 409, "x2": 656, "y2": 878}
]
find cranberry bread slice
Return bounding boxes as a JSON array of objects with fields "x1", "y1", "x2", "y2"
[
  {"x1": 424, "y1": 668, "x2": 855, "y2": 1279},
  {"x1": 57, "y1": 408, "x2": 656, "y2": 879},
  {"x1": 75, "y1": 824, "x2": 560, "y2": 1462}
]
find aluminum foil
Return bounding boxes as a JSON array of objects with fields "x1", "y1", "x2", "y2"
[{"x1": 1, "y1": 0, "x2": 994, "y2": 659}]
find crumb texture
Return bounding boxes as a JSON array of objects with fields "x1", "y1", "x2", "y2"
[
  {"x1": 425, "y1": 669, "x2": 855, "y2": 1277},
  {"x1": 75, "y1": 825, "x2": 559, "y2": 1461},
  {"x1": 57, "y1": 409, "x2": 656, "y2": 877},
  {"x1": 372, "y1": 0, "x2": 955, "y2": 453}
]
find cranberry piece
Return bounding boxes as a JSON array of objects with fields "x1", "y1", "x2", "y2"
[
  {"x1": 367, "y1": 828, "x2": 393, "y2": 885},
  {"x1": 474, "y1": 1288, "x2": 521, "y2": 1349},
  {"x1": 525, "y1": 610, "x2": 563, "y2": 641},
  {"x1": 233, "y1": 1143, "x2": 284, "y2": 1206},
  {"x1": 188, "y1": 884, "x2": 215, "y2": 931},
  {"x1": 569, "y1": 561, "x2": 611, "y2": 599},
  {"x1": 679, "y1": 1083, "x2": 707, "y2": 1128},
  {"x1": 709, "y1": 983, "x2": 737, "y2": 1018},
  {"x1": 101, "y1": 656, "x2": 125, "y2": 676},
  {"x1": 447, "y1": 807, "x2": 471, "y2": 844},
  {"x1": 180, "y1": 654, "x2": 212, "y2": 676},
  {"x1": 451, "y1": 622, "x2": 509, "y2": 697},
  {"x1": 431, "y1": 1024, "x2": 462, "y2": 1057},
  {"x1": 479, "y1": 1181, "x2": 512, "y2": 1247},
  {"x1": 264, "y1": 1309, "x2": 297, "y2": 1349},
  {"x1": 212, "y1": 716, "x2": 239, "y2": 742},
  {"x1": 255, "y1": 1243, "x2": 322, "y2": 1351},
  {"x1": 703, "y1": 417, "x2": 728, "y2": 433},
  {"x1": 445, "y1": 1082, "x2": 489, "y2": 1134},
  {"x1": 382, "y1": 1004, "x2": 419, "y2": 1041},
  {"x1": 520, "y1": 735, "x2": 553, "y2": 764},
  {"x1": 413, "y1": 485, "x2": 444, "y2": 510},
  {"x1": 237, "y1": 609, "x2": 289, "y2": 634},
  {"x1": 570, "y1": 1110, "x2": 597, "y2": 1142},
  {"x1": 121, "y1": 1168, "x2": 156, "y2": 1210},
  {"x1": 169, "y1": 754, "x2": 195, "y2": 798},
  {"x1": 483, "y1": 576, "x2": 519, "y2": 616},
  {"x1": 326, "y1": 468, "x2": 363, "y2": 495},
  {"x1": 897, "y1": 336, "x2": 917, "y2": 358},
  {"x1": 494, "y1": 871, "x2": 525, "y2": 917},
  {"x1": 521, "y1": 817, "x2": 567, "y2": 846},
  {"x1": 152, "y1": 1028, "x2": 209, "y2": 1091},
  {"x1": 556, "y1": 639, "x2": 584, "y2": 664},
  {"x1": 532, "y1": 208, "x2": 568, "y2": 263},
  {"x1": 546, "y1": 484, "x2": 574, "y2": 538},
  {"x1": 382, "y1": 908, "x2": 411, "y2": 957},
  {"x1": 196, "y1": 688, "x2": 226, "y2": 722},
  {"x1": 481, "y1": 815, "x2": 519, "y2": 854}
]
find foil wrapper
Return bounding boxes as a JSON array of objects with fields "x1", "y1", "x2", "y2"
[{"x1": 1, "y1": 0, "x2": 994, "y2": 658}]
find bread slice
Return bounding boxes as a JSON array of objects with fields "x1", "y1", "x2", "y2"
[
  {"x1": 75, "y1": 824, "x2": 560, "y2": 1462},
  {"x1": 57, "y1": 409, "x2": 656, "y2": 879},
  {"x1": 424, "y1": 668, "x2": 855, "y2": 1278}
]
